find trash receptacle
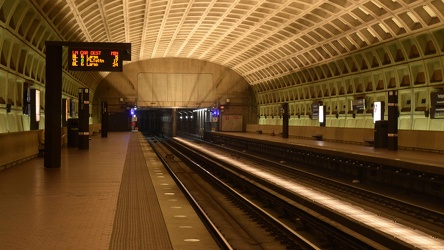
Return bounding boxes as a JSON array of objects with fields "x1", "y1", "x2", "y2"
[
  {"x1": 67, "y1": 118, "x2": 79, "y2": 147},
  {"x1": 374, "y1": 120, "x2": 388, "y2": 148}
]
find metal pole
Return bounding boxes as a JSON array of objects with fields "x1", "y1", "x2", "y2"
[{"x1": 387, "y1": 91, "x2": 398, "y2": 150}]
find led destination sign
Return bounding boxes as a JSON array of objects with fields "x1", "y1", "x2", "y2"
[{"x1": 68, "y1": 48, "x2": 122, "y2": 72}]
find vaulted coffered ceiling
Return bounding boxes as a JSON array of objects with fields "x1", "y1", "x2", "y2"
[{"x1": 3, "y1": 0, "x2": 444, "y2": 92}]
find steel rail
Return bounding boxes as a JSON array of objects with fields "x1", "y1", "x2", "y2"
[
  {"x1": 200, "y1": 135, "x2": 444, "y2": 230},
  {"x1": 161, "y1": 137, "x2": 322, "y2": 250},
  {"x1": 167, "y1": 137, "x2": 392, "y2": 249},
  {"x1": 172, "y1": 136, "x2": 440, "y2": 249},
  {"x1": 146, "y1": 137, "x2": 234, "y2": 250}
]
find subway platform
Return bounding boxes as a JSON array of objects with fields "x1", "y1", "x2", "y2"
[
  {"x1": 209, "y1": 131, "x2": 444, "y2": 212},
  {"x1": 217, "y1": 131, "x2": 444, "y2": 173},
  {"x1": 0, "y1": 132, "x2": 218, "y2": 250}
]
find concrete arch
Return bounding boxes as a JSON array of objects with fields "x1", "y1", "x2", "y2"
[{"x1": 93, "y1": 58, "x2": 257, "y2": 124}]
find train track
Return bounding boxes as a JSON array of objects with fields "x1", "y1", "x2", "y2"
[
  {"x1": 148, "y1": 134, "x2": 423, "y2": 249},
  {"x1": 168, "y1": 135, "x2": 444, "y2": 249},
  {"x1": 147, "y1": 136, "x2": 304, "y2": 249},
  {"x1": 146, "y1": 136, "x2": 233, "y2": 249},
  {"x1": 199, "y1": 134, "x2": 444, "y2": 233}
]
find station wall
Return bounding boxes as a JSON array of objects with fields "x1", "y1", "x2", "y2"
[
  {"x1": 255, "y1": 28, "x2": 444, "y2": 132},
  {"x1": 0, "y1": 9, "x2": 94, "y2": 134}
]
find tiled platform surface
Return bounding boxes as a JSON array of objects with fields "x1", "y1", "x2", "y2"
[{"x1": 0, "y1": 132, "x2": 217, "y2": 249}]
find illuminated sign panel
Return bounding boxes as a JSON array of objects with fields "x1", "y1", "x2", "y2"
[
  {"x1": 373, "y1": 101, "x2": 384, "y2": 123},
  {"x1": 319, "y1": 105, "x2": 324, "y2": 123},
  {"x1": 35, "y1": 89, "x2": 40, "y2": 122},
  {"x1": 68, "y1": 48, "x2": 122, "y2": 72}
]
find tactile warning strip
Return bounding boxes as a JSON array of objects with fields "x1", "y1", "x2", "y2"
[{"x1": 109, "y1": 133, "x2": 173, "y2": 249}]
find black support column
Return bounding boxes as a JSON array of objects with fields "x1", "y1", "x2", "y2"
[
  {"x1": 101, "y1": 101, "x2": 108, "y2": 137},
  {"x1": 282, "y1": 103, "x2": 289, "y2": 138},
  {"x1": 387, "y1": 90, "x2": 398, "y2": 150},
  {"x1": 172, "y1": 108, "x2": 177, "y2": 137},
  {"x1": 78, "y1": 88, "x2": 89, "y2": 150},
  {"x1": 44, "y1": 43, "x2": 63, "y2": 168}
]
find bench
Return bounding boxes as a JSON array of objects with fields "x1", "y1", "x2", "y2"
[
  {"x1": 256, "y1": 130, "x2": 262, "y2": 134},
  {"x1": 312, "y1": 134, "x2": 323, "y2": 141}
]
